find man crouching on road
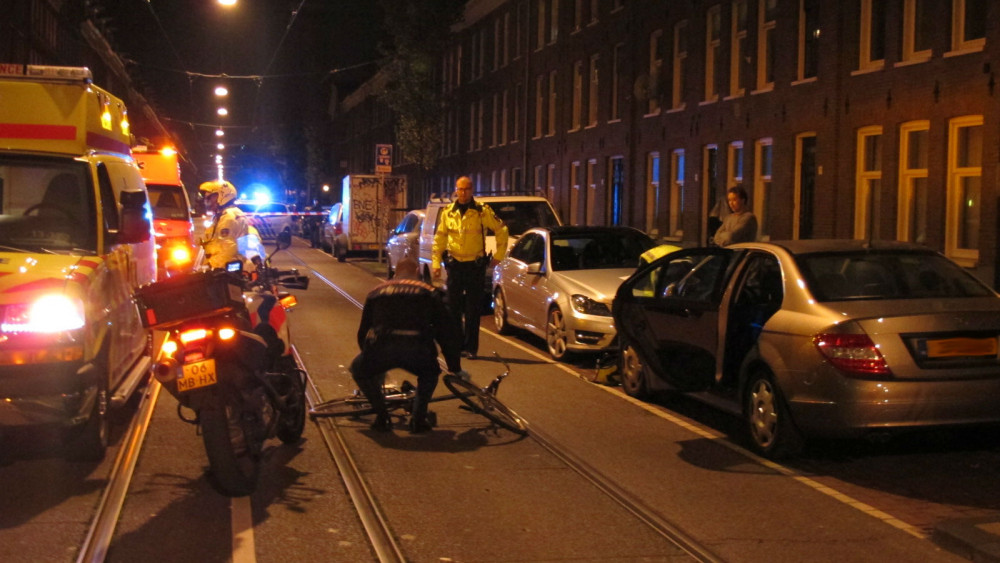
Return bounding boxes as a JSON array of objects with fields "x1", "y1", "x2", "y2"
[{"x1": 350, "y1": 257, "x2": 467, "y2": 433}]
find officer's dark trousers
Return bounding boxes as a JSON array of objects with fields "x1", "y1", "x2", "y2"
[
  {"x1": 445, "y1": 259, "x2": 486, "y2": 355},
  {"x1": 349, "y1": 346, "x2": 440, "y2": 422}
]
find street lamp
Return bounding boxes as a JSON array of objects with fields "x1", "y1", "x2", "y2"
[
  {"x1": 217, "y1": 107, "x2": 228, "y2": 116},
  {"x1": 214, "y1": 86, "x2": 229, "y2": 97}
]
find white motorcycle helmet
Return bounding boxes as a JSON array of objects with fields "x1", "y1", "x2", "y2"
[{"x1": 199, "y1": 180, "x2": 238, "y2": 206}]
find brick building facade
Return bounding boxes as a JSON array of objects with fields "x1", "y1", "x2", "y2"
[{"x1": 333, "y1": 0, "x2": 1000, "y2": 286}]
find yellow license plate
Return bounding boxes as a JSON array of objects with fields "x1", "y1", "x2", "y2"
[
  {"x1": 926, "y1": 337, "x2": 998, "y2": 358},
  {"x1": 177, "y1": 359, "x2": 218, "y2": 392}
]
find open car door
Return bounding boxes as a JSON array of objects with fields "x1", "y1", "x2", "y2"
[{"x1": 615, "y1": 247, "x2": 736, "y2": 392}]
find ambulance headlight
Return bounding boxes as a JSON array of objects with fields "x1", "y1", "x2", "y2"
[{"x1": 1, "y1": 295, "x2": 86, "y2": 334}]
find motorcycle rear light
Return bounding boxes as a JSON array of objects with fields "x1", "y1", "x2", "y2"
[
  {"x1": 279, "y1": 295, "x2": 297, "y2": 309},
  {"x1": 161, "y1": 339, "x2": 178, "y2": 357},
  {"x1": 180, "y1": 328, "x2": 209, "y2": 344},
  {"x1": 218, "y1": 327, "x2": 236, "y2": 340},
  {"x1": 814, "y1": 333, "x2": 892, "y2": 377}
]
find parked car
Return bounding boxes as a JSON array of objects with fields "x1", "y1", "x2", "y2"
[
  {"x1": 493, "y1": 225, "x2": 654, "y2": 360},
  {"x1": 612, "y1": 240, "x2": 1000, "y2": 458},
  {"x1": 385, "y1": 209, "x2": 425, "y2": 278}
]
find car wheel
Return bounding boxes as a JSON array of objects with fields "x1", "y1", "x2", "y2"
[
  {"x1": 335, "y1": 243, "x2": 347, "y2": 262},
  {"x1": 494, "y1": 289, "x2": 514, "y2": 334},
  {"x1": 63, "y1": 381, "x2": 109, "y2": 462},
  {"x1": 744, "y1": 369, "x2": 803, "y2": 459},
  {"x1": 546, "y1": 307, "x2": 569, "y2": 360},
  {"x1": 386, "y1": 257, "x2": 395, "y2": 279},
  {"x1": 619, "y1": 340, "x2": 650, "y2": 399}
]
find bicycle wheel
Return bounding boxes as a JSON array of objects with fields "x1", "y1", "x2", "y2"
[
  {"x1": 442, "y1": 375, "x2": 528, "y2": 435},
  {"x1": 309, "y1": 395, "x2": 378, "y2": 418}
]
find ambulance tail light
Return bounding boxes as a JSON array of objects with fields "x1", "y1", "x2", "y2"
[{"x1": 1, "y1": 295, "x2": 85, "y2": 334}]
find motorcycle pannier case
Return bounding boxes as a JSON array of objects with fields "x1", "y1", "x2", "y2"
[{"x1": 136, "y1": 270, "x2": 244, "y2": 328}]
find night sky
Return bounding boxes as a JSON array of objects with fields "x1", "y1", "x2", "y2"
[{"x1": 101, "y1": 0, "x2": 384, "y2": 191}]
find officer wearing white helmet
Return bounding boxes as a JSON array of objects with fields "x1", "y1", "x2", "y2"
[{"x1": 199, "y1": 180, "x2": 251, "y2": 269}]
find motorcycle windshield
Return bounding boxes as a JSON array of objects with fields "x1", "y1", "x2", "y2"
[{"x1": 238, "y1": 232, "x2": 266, "y2": 262}]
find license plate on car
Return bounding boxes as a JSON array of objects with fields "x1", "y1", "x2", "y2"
[
  {"x1": 177, "y1": 359, "x2": 217, "y2": 392},
  {"x1": 925, "y1": 337, "x2": 998, "y2": 358}
]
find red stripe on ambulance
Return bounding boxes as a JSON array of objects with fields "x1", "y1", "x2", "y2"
[{"x1": 0, "y1": 123, "x2": 76, "y2": 140}]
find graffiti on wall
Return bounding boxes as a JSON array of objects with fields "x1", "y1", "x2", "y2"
[{"x1": 351, "y1": 176, "x2": 407, "y2": 242}]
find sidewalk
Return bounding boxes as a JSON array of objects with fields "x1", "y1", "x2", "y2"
[{"x1": 935, "y1": 516, "x2": 1000, "y2": 563}]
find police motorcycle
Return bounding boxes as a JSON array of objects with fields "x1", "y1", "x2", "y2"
[{"x1": 135, "y1": 228, "x2": 309, "y2": 496}]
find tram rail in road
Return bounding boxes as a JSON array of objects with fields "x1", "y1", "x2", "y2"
[{"x1": 76, "y1": 380, "x2": 162, "y2": 563}]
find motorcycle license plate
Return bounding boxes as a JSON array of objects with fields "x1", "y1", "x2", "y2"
[{"x1": 177, "y1": 359, "x2": 218, "y2": 392}]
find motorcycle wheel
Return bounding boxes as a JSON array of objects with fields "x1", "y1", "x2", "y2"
[
  {"x1": 200, "y1": 394, "x2": 261, "y2": 496},
  {"x1": 275, "y1": 363, "x2": 306, "y2": 444}
]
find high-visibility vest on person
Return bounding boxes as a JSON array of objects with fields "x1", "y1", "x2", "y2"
[{"x1": 431, "y1": 200, "x2": 509, "y2": 269}]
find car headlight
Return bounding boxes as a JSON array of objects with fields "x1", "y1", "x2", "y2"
[
  {"x1": 1, "y1": 294, "x2": 86, "y2": 334},
  {"x1": 571, "y1": 294, "x2": 611, "y2": 316}
]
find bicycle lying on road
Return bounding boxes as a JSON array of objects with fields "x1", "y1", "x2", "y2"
[{"x1": 309, "y1": 352, "x2": 527, "y2": 435}]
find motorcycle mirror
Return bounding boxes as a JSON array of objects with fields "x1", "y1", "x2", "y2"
[{"x1": 278, "y1": 275, "x2": 310, "y2": 290}]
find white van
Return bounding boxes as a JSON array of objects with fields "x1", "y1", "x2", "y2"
[{"x1": 417, "y1": 194, "x2": 562, "y2": 291}]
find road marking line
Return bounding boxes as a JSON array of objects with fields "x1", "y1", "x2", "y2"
[{"x1": 232, "y1": 496, "x2": 256, "y2": 562}]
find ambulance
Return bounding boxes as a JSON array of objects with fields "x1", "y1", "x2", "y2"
[
  {"x1": 133, "y1": 146, "x2": 196, "y2": 278},
  {"x1": 0, "y1": 64, "x2": 157, "y2": 461}
]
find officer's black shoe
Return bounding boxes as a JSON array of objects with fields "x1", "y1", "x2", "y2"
[
  {"x1": 370, "y1": 413, "x2": 392, "y2": 432},
  {"x1": 462, "y1": 351, "x2": 477, "y2": 360},
  {"x1": 408, "y1": 416, "x2": 433, "y2": 434}
]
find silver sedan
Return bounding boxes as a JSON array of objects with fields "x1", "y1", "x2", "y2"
[
  {"x1": 613, "y1": 240, "x2": 1000, "y2": 458},
  {"x1": 493, "y1": 226, "x2": 654, "y2": 360}
]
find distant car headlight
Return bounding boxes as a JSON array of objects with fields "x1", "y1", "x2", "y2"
[
  {"x1": 571, "y1": 294, "x2": 611, "y2": 316},
  {"x1": 2, "y1": 294, "x2": 86, "y2": 334}
]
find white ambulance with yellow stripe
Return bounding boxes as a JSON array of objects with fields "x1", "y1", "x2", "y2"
[{"x1": 0, "y1": 64, "x2": 156, "y2": 461}]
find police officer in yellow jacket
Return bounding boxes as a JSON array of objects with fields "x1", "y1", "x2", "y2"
[
  {"x1": 199, "y1": 180, "x2": 251, "y2": 269},
  {"x1": 431, "y1": 176, "x2": 508, "y2": 358}
]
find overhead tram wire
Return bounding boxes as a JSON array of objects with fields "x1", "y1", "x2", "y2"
[{"x1": 250, "y1": 0, "x2": 308, "y2": 129}]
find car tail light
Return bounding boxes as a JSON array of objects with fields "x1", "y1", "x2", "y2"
[{"x1": 813, "y1": 333, "x2": 892, "y2": 377}]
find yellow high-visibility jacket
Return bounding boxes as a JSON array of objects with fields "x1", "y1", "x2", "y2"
[
  {"x1": 432, "y1": 200, "x2": 508, "y2": 269},
  {"x1": 202, "y1": 205, "x2": 250, "y2": 269}
]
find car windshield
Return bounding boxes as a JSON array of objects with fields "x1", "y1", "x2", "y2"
[
  {"x1": 0, "y1": 156, "x2": 97, "y2": 253},
  {"x1": 550, "y1": 230, "x2": 653, "y2": 271},
  {"x1": 147, "y1": 184, "x2": 189, "y2": 221},
  {"x1": 797, "y1": 250, "x2": 994, "y2": 301},
  {"x1": 490, "y1": 201, "x2": 560, "y2": 236}
]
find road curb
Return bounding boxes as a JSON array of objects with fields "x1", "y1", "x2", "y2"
[{"x1": 933, "y1": 516, "x2": 1000, "y2": 563}]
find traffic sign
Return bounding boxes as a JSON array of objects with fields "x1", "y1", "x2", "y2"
[{"x1": 375, "y1": 144, "x2": 392, "y2": 174}]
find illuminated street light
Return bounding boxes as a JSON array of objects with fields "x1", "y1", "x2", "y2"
[
  {"x1": 215, "y1": 129, "x2": 225, "y2": 137},
  {"x1": 217, "y1": 107, "x2": 228, "y2": 116},
  {"x1": 218, "y1": 0, "x2": 237, "y2": 6},
  {"x1": 322, "y1": 184, "x2": 330, "y2": 193},
  {"x1": 217, "y1": 143, "x2": 225, "y2": 150},
  {"x1": 214, "y1": 86, "x2": 229, "y2": 97}
]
